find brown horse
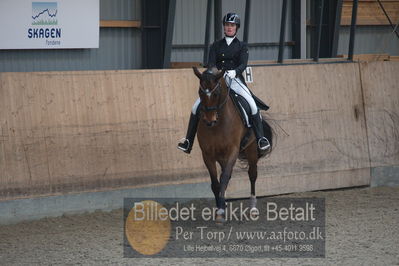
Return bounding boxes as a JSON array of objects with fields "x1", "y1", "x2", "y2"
[{"x1": 192, "y1": 67, "x2": 273, "y2": 223}]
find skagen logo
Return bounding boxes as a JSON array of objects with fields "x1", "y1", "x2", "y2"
[
  {"x1": 28, "y1": 2, "x2": 61, "y2": 45},
  {"x1": 32, "y1": 2, "x2": 58, "y2": 25}
]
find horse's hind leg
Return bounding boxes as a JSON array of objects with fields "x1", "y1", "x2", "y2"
[
  {"x1": 248, "y1": 164, "x2": 258, "y2": 210},
  {"x1": 246, "y1": 144, "x2": 259, "y2": 210}
]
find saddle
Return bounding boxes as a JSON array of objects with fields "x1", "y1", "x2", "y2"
[
  {"x1": 236, "y1": 75, "x2": 270, "y2": 111},
  {"x1": 229, "y1": 90, "x2": 255, "y2": 151},
  {"x1": 252, "y1": 94, "x2": 270, "y2": 111},
  {"x1": 228, "y1": 89, "x2": 270, "y2": 151},
  {"x1": 229, "y1": 90, "x2": 251, "y2": 128}
]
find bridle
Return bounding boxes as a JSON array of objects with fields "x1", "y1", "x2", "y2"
[{"x1": 199, "y1": 80, "x2": 230, "y2": 113}]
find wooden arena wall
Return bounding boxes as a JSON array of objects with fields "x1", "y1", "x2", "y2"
[
  {"x1": 0, "y1": 61, "x2": 398, "y2": 200},
  {"x1": 360, "y1": 62, "x2": 399, "y2": 168},
  {"x1": 228, "y1": 62, "x2": 371, "y2": 197}
]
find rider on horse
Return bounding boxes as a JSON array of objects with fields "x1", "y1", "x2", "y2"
[{"x1": 178, "y1": 12, "x2": 271, "y2": 154}]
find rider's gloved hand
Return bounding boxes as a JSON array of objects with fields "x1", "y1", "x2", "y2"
[{"x1": 226, "y1": 70, "x2": 236, "y2": 79}]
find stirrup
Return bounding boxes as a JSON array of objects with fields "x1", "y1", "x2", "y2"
[
  {"x1": 177, "y1": 138, "x2": 191, "y2": 153},
  {"x1": 258, "y1": 137, "x2": 270, "y2": 151}
]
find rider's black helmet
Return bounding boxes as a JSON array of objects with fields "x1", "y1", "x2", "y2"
[{"x1": 223, "y1": 13, "x2": 240, "y2": 29}]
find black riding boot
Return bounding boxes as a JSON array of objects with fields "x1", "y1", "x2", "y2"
[
  {"x1": 250, "y1": 111, "x2": 271, "y2": 151},
  {"x1": 177, "y1": 113, "x2": 199, "y2": 154}
]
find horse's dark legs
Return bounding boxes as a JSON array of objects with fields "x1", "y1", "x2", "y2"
[
  {"x1": 248, "y1": 163, "x2": 257, "y2": 196},
  {"x1": 203, "y1": 155, "x2": 220, "y2": 207},
  {"x1": 215, "y1": 158, "x2": 237, "y2": 223},
  {"x1": 248, "y1": 161, "x2": 258, "y2": 209},
  {"x1": 246, "y1": 144, "x2": 259, "y2": 210},
  {"x1": 217, "y1": 153, "x2": 239, "y2": 211},
  {"x1": 212, "y1": 182, "x2": 221, "y2": 207}
]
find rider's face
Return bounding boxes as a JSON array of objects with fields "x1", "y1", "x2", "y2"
[{"x1": 224, "y1": 22, "x2": 237, "y2": 37}]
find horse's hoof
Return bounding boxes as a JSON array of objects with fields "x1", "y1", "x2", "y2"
[
  {"x1": 250, "y1": 195, "x2": 257, "y2": 209},
  {"x1": 250, "y1": 207, "x2": 259, "y2": 216},
  {"x1": 216, "y1": 214, "x2": 226, "y2": 224},
  {"x1": 216, "y1": 209, "x2": 226, "y2": 224}
]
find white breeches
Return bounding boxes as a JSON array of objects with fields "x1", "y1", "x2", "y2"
[{"x1": 191, "y1": 76, "x2": 258, "y2": 115}]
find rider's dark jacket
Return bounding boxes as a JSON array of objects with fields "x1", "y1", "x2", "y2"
[
  {"x1": 207, "y1": 37, "x2": 248, "y2": 83},
  {"x1": 207, "y1": 37, "x2": 269, "y2": 111}
]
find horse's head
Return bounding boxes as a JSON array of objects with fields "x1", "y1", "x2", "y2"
[{"x1": 193, "y1": 67, "x2": 226, "y2": 127}]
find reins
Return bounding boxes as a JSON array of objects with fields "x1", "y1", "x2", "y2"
[{"x1": 199, "y1": 77, "x2": 231, "y2": 113}]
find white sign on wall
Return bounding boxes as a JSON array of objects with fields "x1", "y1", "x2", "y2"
[
  {"x1": 244, "y1": 67, "x2": 253, "y2": 83},
  {"x1": 0, "y1": 0, "x2": 99, "y2": 49}
]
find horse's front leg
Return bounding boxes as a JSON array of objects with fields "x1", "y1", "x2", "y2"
[
  {"x1": 217, "y1": 151, "x2": 239, "y2": 223},
  {"x1": 202, "y1": 154, "x2": 220, "y2": 208}
]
